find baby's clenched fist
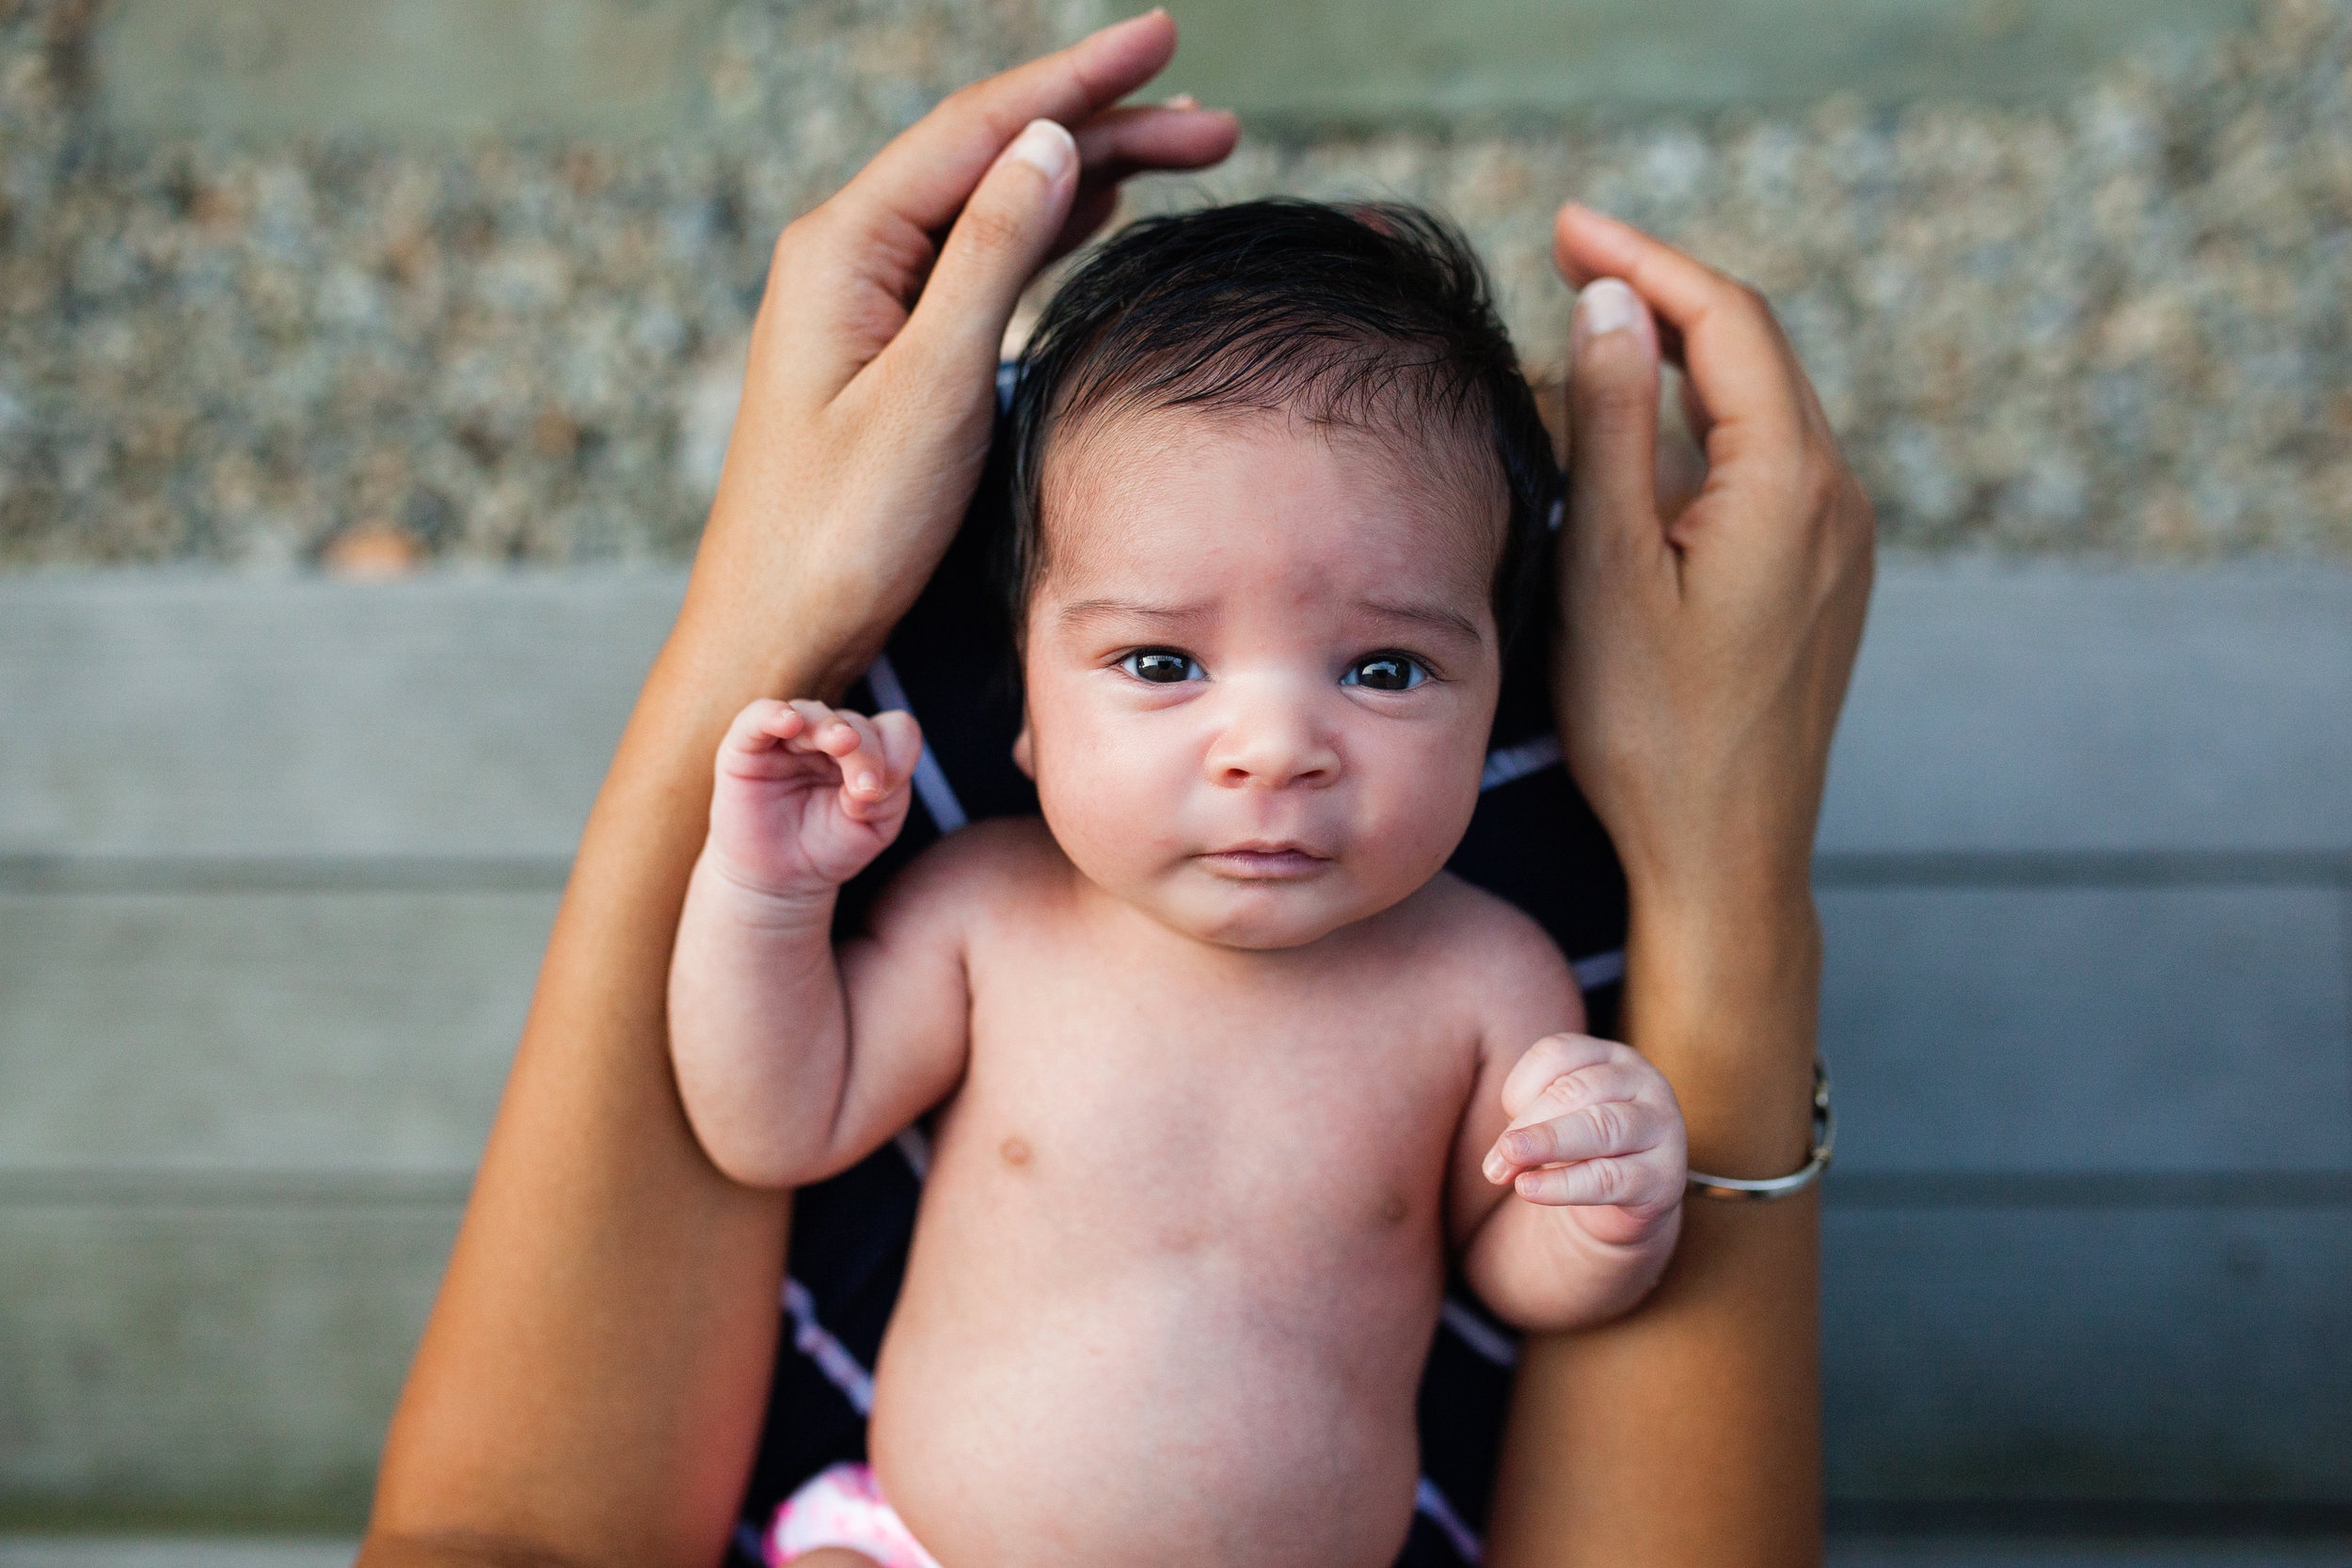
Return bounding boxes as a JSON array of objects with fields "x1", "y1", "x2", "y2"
[
  {"x1": 1481, "y1": 1033, "x2": 1687, "y2": 1247},
  {"x1": 706, "y1": 698, "x2": 923, "y2": 896}
]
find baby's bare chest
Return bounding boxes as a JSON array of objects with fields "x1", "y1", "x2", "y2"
[{"x1": 936, "y1": 939, "x2": 1482, "y2": 1261}]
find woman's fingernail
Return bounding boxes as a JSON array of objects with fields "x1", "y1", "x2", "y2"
[
  {"x1": 1577, "y1": 277, "x2": 1641, "y2": 340},
  {"x1": 857, "y1": 772, "x2": 877, "y2": 793},
  {"x1": 1009, "y1": 119, "x2": 1076, "y2": 181},
  {"x1": 1163, "y1": 92, "x2": 1199, "y2": 109}
]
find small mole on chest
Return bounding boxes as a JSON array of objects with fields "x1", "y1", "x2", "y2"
[
  {"x1": 999, "y1": 1135, "x2": 1032, "y2": 1168},
  {"x1": 1380, "y1": 1193, "x2": 1408, "y2": 1225}
]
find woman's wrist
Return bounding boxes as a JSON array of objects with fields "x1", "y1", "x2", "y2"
[{"x1": 1619, "y1": 874, "x2": 1823, "y2": 1181}]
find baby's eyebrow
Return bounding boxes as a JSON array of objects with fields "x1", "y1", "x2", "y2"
[
  {"x1": 1057, "y1": 597, "x2": 1204, "y2": 626},
  {"x1": 1358, "y1": 598, "x2": 1484, "y2": 644}
]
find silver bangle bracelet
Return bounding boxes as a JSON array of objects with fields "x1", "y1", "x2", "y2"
[{"x1": 1685, "y1": 1058, "x2": 1835, "y2": 1201}]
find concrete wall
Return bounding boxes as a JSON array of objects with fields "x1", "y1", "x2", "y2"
[{"x1": 3, "y1": 562, "x2": 2348, "y2": 1527}]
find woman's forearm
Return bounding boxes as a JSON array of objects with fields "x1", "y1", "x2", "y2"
[
  {"x1": 1486, "y1": 879, "x2": 1822, "y2": 1568},
  {"x1": 361, "y1": 599, "x2": 866, "y2": 1568}
]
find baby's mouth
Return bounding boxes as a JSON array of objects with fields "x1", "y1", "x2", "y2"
[{"x1": 1194, "y1": 843, "x2": 1332, "y2": 879}]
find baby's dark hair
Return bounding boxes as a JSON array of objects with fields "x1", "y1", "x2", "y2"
[{"x1": 1004, "y1": 198, "x2": 1561, "y2": 650}]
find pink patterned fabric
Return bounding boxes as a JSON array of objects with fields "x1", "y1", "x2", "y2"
[{"x1": 766, "y1": 1462, "x2": 945, "y2": 1568}]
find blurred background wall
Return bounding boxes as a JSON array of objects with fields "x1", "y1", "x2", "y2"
[{"x1": 1, "y1": 0, "x2": 2345, "y2": 571}]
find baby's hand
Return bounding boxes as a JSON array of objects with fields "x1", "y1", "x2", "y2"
[
  {"x1": 1481, "y1": 1034, "x2": 1687, "y2": 1247},
  {"x1": 706, "y1": 698, "x2": 923, "y2": 896}
]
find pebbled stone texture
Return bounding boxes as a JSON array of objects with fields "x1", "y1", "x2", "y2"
[{"x1": 0, "y1": 0, "x2": 2345, "y2": 568}]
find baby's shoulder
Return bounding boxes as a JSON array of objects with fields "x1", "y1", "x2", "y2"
[
  {"x1": 867, "y1": 816, "x2": 1066, "y2": 929},
  {"x1": 1399, "y1": 873, "x2": 1585, "y2": 1037}
]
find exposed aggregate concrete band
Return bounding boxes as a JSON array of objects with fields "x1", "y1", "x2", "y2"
[{"x1": 1, "y1": 0, "x2": 2346, "y2": 568}]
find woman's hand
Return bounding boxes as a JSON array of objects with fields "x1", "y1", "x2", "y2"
[
  {"x1": 1487, "y1": 207, "x2": 1872, "y2": 1568},
  {"x1": 1550, "y1": 204, "x2": 1874, "y2": 921},
  {"x1": 683, "y1": 9, "x2": 1238, "y2": 700}
]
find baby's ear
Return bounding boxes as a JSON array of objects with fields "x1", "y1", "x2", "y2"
[{"x1": 1010, "y1": 721, "x2": 1035, "y2": 780}]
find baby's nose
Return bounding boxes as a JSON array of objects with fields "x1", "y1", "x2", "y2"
[{"x1": 1204, "y1": 686, "x2": 1342, "y2": 789}]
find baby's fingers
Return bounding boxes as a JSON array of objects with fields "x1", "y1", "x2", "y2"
[
  {"x1": 720, "y1": 698, "x2": 809, "y2": 756},
  {"x1": 1482, "y1": 1093, "x2": 1672, "y2": 1186},
  {"x1": 874, "y1": 709, "x2": 924, "y2": 782},
  {"x1": 820, "y1": 709, "x2": 921, "y2": 820},
  {"x1": 1497, "y1": 1032, "x2": 1620, "y2": 1120},
  {"x1": 1508, "y1": 1156, "x2": 1667, "y2": 1209}
]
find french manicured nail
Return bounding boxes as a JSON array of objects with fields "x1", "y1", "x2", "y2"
[
  {"x1": 1009, "y1": 119, "x2": 1076, "y2": 181},
  {"x1": 1577, "y1": 277, "x2": 1641, "y2": 339}
]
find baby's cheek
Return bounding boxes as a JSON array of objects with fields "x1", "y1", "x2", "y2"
[
  {"x1": 1353, "y1": 746, "x2": 1483, "y2": 889},
  {"x1": 1034, "y1": 745, "x2": 1178, "y2": 892}
]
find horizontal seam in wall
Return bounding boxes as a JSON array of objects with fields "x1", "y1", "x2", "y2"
[
  {"x1": 0, "y1": 1170, "x2": 474, "y2": 1206},
  {"x1": 1814, "y1": 849, "x2": 2352, "y2": 888},
  {"x1": 1826, "y1": 1171, "x2": 2352, "y2": 1209},
  {"x1": 5, "y1": 848, "x2": 2349, "y2": 895},
  {"x1": 0, "y1": 854, "x2": 572, "y2": 894}
]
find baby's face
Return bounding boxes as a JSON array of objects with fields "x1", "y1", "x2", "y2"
[{"x1": 1018, "y1": 406, "x2": 1503, "y2": 951}]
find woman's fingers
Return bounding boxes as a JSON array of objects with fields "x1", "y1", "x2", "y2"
[
  {"x1": 1053, "y1": 100, "x2": 1240, "y2": 258},
  {"x1": 885, "y1": 95, "x2": 1240, "y2": 383},
  {"x1": 1553, "y1": 203, "x2": 1816, "y2": 465},
  {"x1": 1068, "y1": 99, "x2": 1242, "y2": 188},
  {"x1": 1564, "y1": 278, "x2": 1666, "y2": 569},
  {"x1": 835, "y1": 10, "x2": 1197, "y2": 240},
  {"x1": 885, "y1": 119, "x2": 1083, "y2": 387}
]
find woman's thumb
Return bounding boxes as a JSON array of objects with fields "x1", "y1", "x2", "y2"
[
  {"x1": 893, "y1": 119, "x2": 1080, "y2": 383},
  {"x1": 1565, "y1": 278, "x2": 1663, "y2": 552}
]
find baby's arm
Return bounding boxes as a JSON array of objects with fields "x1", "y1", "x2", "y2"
[
  {"x1": 668, "y1": 699, "x2": 970, "y2": 1189},
  {"x1": 1451, "y1": 934, "x2": 1688, "y2": 1332}
]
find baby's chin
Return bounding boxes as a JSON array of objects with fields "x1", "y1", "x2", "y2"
[{"x1": 1140, "y1": 873, "x2": 1406, "y2": 953}]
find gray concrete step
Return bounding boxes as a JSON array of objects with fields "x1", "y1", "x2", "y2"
[{"x1": 3, "y1": 562, "x2": 2348, "y2": 1523}]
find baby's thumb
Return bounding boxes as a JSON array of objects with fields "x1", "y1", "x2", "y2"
[
  {"x1": 890, "y1": 119, "x2": 1079, "y2": 388},
  {"x1": 1565, "y1": 278, "x2": 1664, "y2": 558}
]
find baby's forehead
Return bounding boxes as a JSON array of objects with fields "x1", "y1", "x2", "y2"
[{"x1": 1038, "y1": 403, "x2": 1506, "y2": 598}]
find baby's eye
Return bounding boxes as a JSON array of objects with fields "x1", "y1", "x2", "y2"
[
  {"x1": 1342, "y1": 653, "x2": 1430, "y2": 692},
  {"x1": 1121, "y1": 650, "x2": 1205, "y2": 685}
]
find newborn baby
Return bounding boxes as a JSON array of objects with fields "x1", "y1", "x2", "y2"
[{"x1": 669, "y1": 199, "x2": 1689, "y2": 1568}]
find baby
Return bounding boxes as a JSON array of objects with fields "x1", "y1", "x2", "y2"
[{"x1": 670, "y1": 200, "x2": 1689, "y2": 1568}]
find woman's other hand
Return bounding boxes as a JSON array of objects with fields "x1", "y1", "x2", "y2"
[
  {"x1": 686, "y1": 10, "x2": 1237, "y2": 700},
  {"x1": 1487, "y1": 206, "x2": 1873, "y2": 1568},
  {"x1": 1551, "y1": 204, "x2": 1874, "y2": 942},
  {"x1": 1548, "y1": 202, "x2": 1873, "y2": 1179}
]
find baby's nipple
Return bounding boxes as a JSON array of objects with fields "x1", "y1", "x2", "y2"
[{"x1": 998, "y1": 1134, "x2": 1032, "y2": 1168}]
